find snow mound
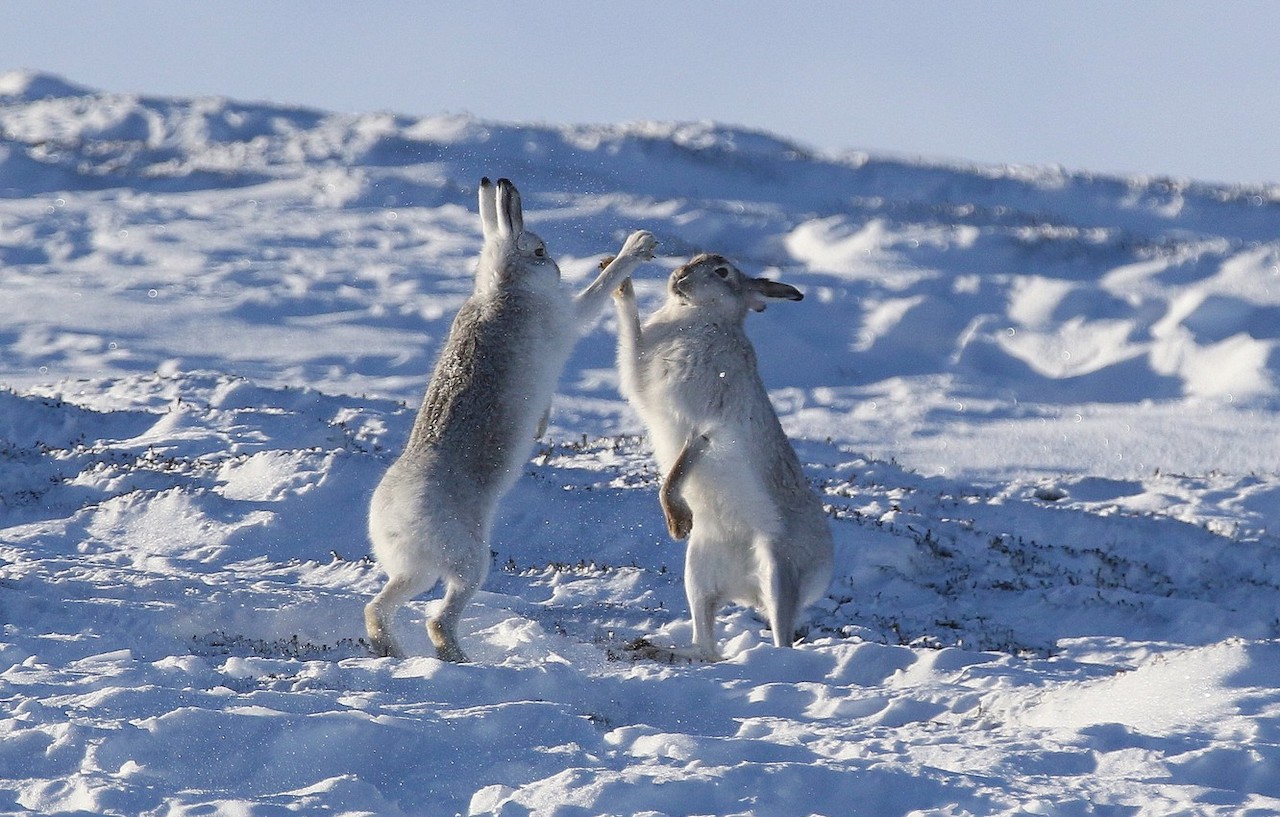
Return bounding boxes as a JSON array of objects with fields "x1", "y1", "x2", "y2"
[{"x1": 0, "y1": 69, "x2": 95, "y2": 101}]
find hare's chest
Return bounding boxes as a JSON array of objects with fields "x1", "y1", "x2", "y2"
[
  {"x1": 645, "y1": 320, "x2": 722, "y2": 374},
  {"x1": 650, "y1": 340, "x2": 699, "y2": 382},
  {"x1": 648, "y1": 326, "x2": 743, "y2": 398}
]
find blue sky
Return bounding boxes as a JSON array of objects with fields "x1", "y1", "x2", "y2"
[{"x1": 8, "y1": 1, "x2": 1280, "y2": 185}]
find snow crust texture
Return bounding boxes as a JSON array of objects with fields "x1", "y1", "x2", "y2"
[{"x1": 3, "y1": 71, "x2": 1280, "y2": 816}]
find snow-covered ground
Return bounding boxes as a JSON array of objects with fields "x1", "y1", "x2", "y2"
[{"x1": 3, "y1": 70, "x2": 1280, "y2": 816}]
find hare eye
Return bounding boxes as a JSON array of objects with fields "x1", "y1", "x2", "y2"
[
  {"x1": 534, "y1": 246, "x2": 546, "y2": 258},
  {"x1": 714, "y1": 266, "x2": 730, "y2": 279}
]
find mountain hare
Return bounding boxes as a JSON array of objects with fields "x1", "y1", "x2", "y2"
[
  {"x1": 365, "y1": 177, "x2": 657, "y2": 661},
  {"x1": 613, "y1": 254, "x2": 833, "y2": 660}
]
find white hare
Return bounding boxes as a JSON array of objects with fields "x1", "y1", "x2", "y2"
[
  {"x1": 365, "y1": 177, "x2": 657, "y2": 661},
  {"x1": 613, "y1": 253, "x2": 833, "y2": 660}
]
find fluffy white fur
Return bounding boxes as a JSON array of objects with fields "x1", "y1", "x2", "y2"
[
  {"x1": 365, "y1": 177, "x2": 656, "y2": 661},
  {"x1": 613, "y1": 254, "x2": 834, "y2": 660}
]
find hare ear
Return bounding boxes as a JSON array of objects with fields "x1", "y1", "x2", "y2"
[
  {"x1": 746, "y1": 278, "x2": 804, "y2": 312},
  {"x1": 496, "y1": 178, "x2": 524, "y2": 238},
  {"x1": 478, "y1": 177, "x2": 499, "y2": 240}
]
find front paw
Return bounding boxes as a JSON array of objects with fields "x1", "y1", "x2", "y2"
[
  {"x1": 620, "y1": 230, "x2": 657, "y2": 261},
  {"x1": 667, "y1": 514, "x2": 693, "y2": 540},
  {"x1": 662, "y1": 497, "x2": 694, "y2": 540},
  {"x1": 612, "y1": 277, "x2": 635, "y2": 300}
]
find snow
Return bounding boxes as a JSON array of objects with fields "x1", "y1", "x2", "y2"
[{"x1": 2, "y1": 69, "x2": 1280, "y2": 815}]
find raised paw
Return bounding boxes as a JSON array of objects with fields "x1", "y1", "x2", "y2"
[
  {"x1": 662, "y1": 494, "x2": 694, "y2": 540},
  {"x1": 613, "y1": 277, "x2": 635, "y2": 300},
  {"x1": 619, "y1": 230, "x2": 657, "y2": 261}
]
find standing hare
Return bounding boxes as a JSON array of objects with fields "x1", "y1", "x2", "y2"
[
  {"x1": 613, "y1": 253, "x2": 833, "y2": 660},
  {"x1": 366, "y1": 177, "x2": 657, "y2": 661}
]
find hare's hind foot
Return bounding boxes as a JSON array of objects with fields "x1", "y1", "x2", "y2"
[
  {"x1": 428, "y1": 618, "x2": 470, "y2": 663},
  {"x1": 364, "y1": 601, "x2": 405, "y2": 658},
  {"x1": 425, "y1": 572, "x2": 481, "y2": 662},
  {"x1": 366, "y1": 636, "x2": 404, "y2": 659},
  {"x1": 365, "y1": 574, "x2": 425, "y2": 658}
]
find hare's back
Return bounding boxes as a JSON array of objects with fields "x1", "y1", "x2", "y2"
[{"x1": 407, "y1": 295, "x2": 568, "y2": 485}]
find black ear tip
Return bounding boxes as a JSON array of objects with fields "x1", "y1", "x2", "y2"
[
  {"x1": 755, "y1": 278, "x2": 805, "y2": 302},
  {"x1": 776, "y1": 282, "x2": 804, "y2": 301},
  {"x1": 480, "y1": 176, "x2": 491, "y2": 186}
]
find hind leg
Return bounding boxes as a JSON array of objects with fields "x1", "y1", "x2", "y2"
[
  {"x1": 689, "y1": 590, "x2": 723, "y2": 661},
  {"x1": 365, "y1": 573, "x2": 428, "y2": 658},
  {"x1": 760, "y1": 544, "x2": 801, "y2": 648},
  {"x1": 684, "y1": 541, "x2": 723, "y2": 661},
  {"x1": 427, "y1": 576, "x2": 479, "y2": 663},
  {"x1": 427, "y1": 535, "x2": 489, "y2": 663}
]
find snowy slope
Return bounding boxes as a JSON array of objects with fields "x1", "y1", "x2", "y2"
[{"x1": 3, "y1": 70, "x2": 1280, "y2": 816}]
